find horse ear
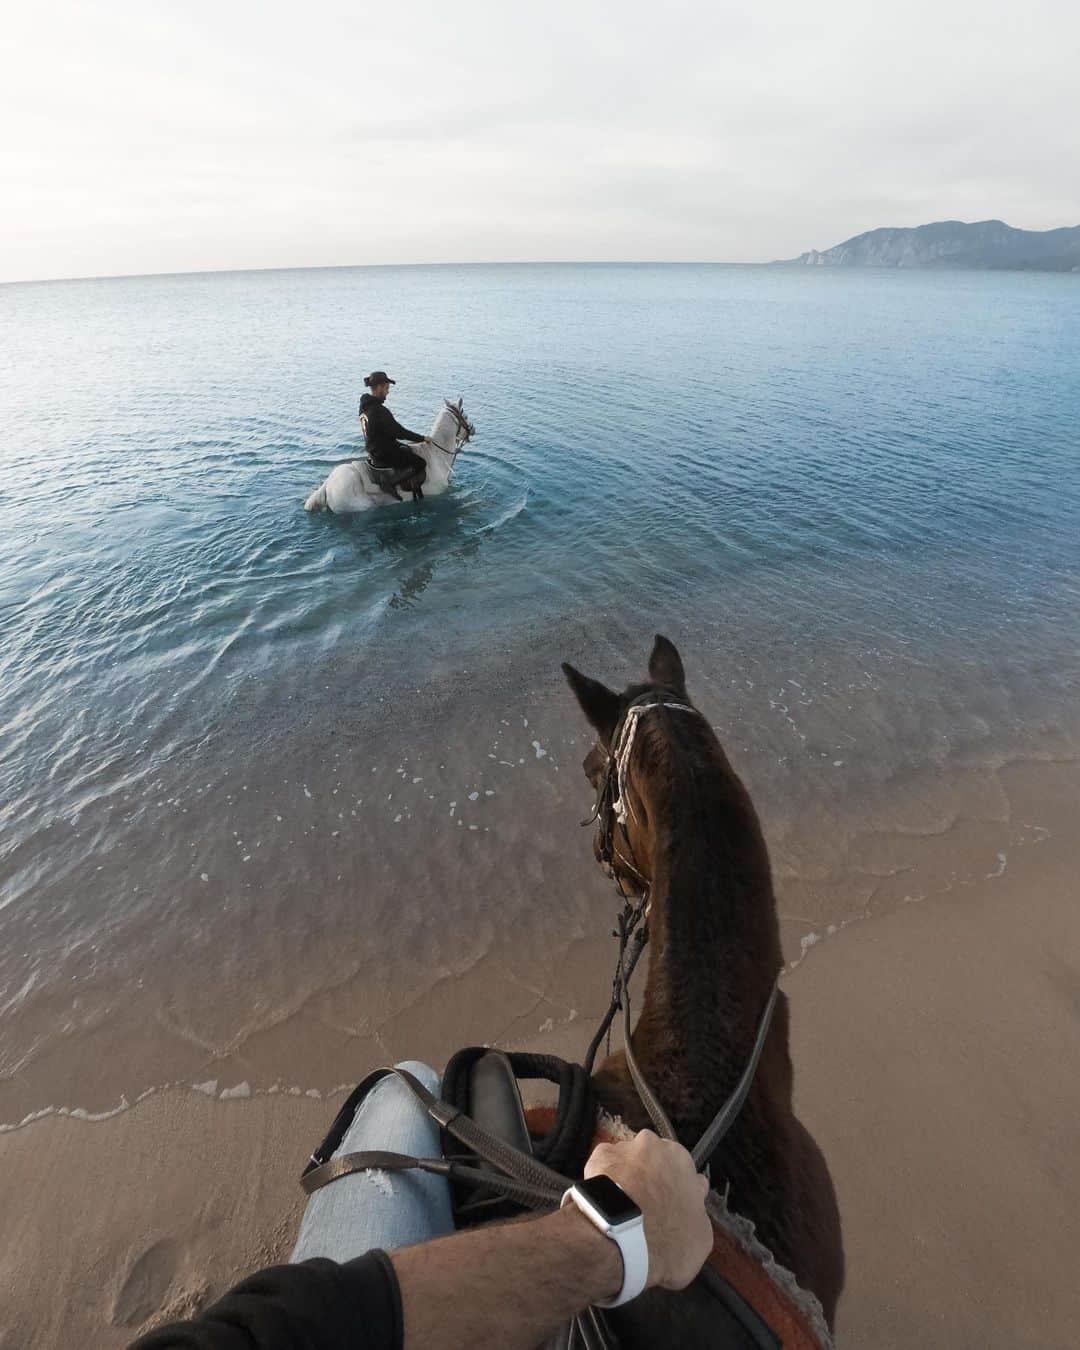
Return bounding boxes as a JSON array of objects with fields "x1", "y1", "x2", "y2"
[
  {"x1": 562, "y1": 663, "x2": 620, "y2": 744},
  {"x1": 648, "y1": 634, "x2": 687, "y2": 696}
]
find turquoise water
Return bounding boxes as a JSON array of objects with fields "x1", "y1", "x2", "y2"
[{"x1": 2, "y1": 263, "x2": 1079, "y2": 1116}]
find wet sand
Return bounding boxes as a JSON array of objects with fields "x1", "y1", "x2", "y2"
[{"x1": 2, "y1": 757, "x2": 1078, "y2": 1348}]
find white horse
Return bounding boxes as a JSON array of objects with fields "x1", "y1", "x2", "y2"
[{"x1": 303, "y1": 399, "x2": 475, "y2": 514}]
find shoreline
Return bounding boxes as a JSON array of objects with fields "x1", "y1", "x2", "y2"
[
  {"x1": 2, "y1": 757, "x2": 1078, "y2": 1346},
  {"x1": 3, "y1": 747, "x2": 1072, "y2": 1136}
]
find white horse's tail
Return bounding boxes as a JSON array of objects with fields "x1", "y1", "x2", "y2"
[{"x1": 304, "y1": 482, "x2": 328, "y2": 513}]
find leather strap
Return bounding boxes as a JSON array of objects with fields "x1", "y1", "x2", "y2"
[
  {"x1": 303, "y1": 1148, "x2": 561, "y2": 1209},
  {"x1": 614, "y1": 945, "x2": 781, "y2": 1171},
  {"x1": 302, "y1": 1066, "x2": 568, "y2": 1206},
  {"x1": 303, "y1": 1149, "x2": 442, "y2": 1194},
  {"x1": 691, "y1": 982, "x2": 779, "y2": 1170}
]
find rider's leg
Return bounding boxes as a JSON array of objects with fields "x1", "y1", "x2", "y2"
[
  {"x1": 402, "y1": 450, "x2": 426, "y2": 501},
  {"x1": 376, "y1": 450, "x2": 424, "y2": 500},
  {"x1": 366, "y1": 459, "x2": 404, "y2": 500},
  {"x1": 290, "y1": 1061, "x2": 454, "y2": 1263}
]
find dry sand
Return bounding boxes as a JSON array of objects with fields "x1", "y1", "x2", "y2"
[{"x1": 2, "y1": 761, "x2": 1078, "y2": 1349}]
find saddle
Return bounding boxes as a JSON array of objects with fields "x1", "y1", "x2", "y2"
[{"x1": 364, "y1": 458, "x2": 410, "y2": 501}]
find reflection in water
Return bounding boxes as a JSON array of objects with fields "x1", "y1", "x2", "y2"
[
  {"x1": 359, "y1": 497, "x2": 487, "y2": 609},
  {"x1": 389, "y1": 562, "x2": 435, "y2": 609}
]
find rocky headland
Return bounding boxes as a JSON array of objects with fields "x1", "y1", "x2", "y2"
[{"x1": 779, "y1": 218, "x2": 1080, "y2": 271}]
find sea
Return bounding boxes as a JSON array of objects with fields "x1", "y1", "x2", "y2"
[{"x1": 1, "y1": 262, "x2": 1078, "y2": 1126}]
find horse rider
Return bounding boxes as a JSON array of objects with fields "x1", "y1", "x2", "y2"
[
  {"x1": 131, "y1": 1059, "x2": 712, "y2": 1349},
  {"x1": 359, "y1": 371, "x2": 430, "y2": 501}
]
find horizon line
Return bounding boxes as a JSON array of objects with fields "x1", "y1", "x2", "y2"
[
  {"x1": 2, "y1": 258, "x2": 775, "y2": 289},
  {"x1": 7, "y1": 217, "x2": 1078, "y2": 289}
]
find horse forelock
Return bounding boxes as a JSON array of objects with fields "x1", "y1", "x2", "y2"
[{"x1": 628, "y1": 688, "x2": 716, "y2": 786}]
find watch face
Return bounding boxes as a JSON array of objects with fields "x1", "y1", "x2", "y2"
[{"x1": 577, "y1": 1175, "x2": 642, "y2": 1227}]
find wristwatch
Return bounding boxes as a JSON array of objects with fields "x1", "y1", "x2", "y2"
[{"x1": 561, "y1": 1174, "x2": 649, "y2": 1307}]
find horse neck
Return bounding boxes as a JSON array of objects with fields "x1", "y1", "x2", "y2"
[
  {"x1": 630, "y1": 742, "x2": 786, "y2": 1129},
  {"x1": 427, "y1": 407, "x2": 457, "y2": 453}
]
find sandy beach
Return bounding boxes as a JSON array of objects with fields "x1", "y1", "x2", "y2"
[{"x1": 3, "y1": 755, "x2": 1077, "y2": 1348}]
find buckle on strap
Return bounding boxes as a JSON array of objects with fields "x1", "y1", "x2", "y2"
[
  {"x1": 429, "y1": 1098, "x2": 462, "y2": 1127},
  {"x1": 386, "y1": 1064, "x2": 462, "y2": 1128}
]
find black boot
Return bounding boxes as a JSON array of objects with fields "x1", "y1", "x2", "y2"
[{"x1": 368, "y1": 461, "x2": 405, "y2": 500}]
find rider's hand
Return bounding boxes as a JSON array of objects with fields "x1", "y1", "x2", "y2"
[{"x1": 583, "y1": 1130, "x2": 712, "y2": 1291}]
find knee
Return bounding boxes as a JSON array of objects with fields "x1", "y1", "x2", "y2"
[{"x1": 395, "y1": 1060, "x2": 441, "y2": 1094}]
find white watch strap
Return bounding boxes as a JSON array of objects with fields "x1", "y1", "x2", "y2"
[{"x1": 561, "y1": 1185, "x2": 649, "y2": 1308}]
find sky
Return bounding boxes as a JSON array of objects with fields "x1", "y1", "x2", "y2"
[{"x1": 3, "y1": 0, "x2": 1079, "y2": 283}]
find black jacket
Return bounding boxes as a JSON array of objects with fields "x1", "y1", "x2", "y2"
[
  {"x1": 130, "y1": 1252, "x2": 401, "y2": 1350},
  {"x1": 359, "y1": 393, "x2": 423, "y2": 465}
]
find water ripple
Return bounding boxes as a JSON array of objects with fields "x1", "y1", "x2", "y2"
[{"x1": 1, "y1": 263, "x2": 1078, "y2": 1094}]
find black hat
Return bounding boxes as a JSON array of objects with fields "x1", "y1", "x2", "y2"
[{"x1": 364, "y1": 371, "x2": 395, "y2": 387}]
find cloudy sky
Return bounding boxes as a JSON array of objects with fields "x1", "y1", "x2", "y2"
[{"x1": 3, "y1": 0, "x2": 1078, "y2": 282}]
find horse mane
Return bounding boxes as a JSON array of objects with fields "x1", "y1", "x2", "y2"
[
  {"x1": 628, "y1": 700, "x2": 785, "y2": 1117},
  {"x1": 641, "y1": 708, "x2": 780, "y2": 950}
]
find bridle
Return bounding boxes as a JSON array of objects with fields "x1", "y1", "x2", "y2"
[
  {"x1": 585, "y1": 693, "x2": 697, "y2": 899},
  {"x1": 437, "y1": 398, "x2": 475, "y2": 462},
  {"x1": 581, "y1": 692, "x2": 780, "y2": 1173},
  {"x1": 580, "y1": 693, "x2": 697, "y2": 1073}
]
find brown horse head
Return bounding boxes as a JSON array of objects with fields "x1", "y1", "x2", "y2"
[{"x1": 563, "y1": 635, "x2": 701, "y2": 897}]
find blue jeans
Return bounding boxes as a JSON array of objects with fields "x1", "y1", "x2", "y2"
[{"x1": 291, "y1": 1061, "x2": 455, "y2": 1263}]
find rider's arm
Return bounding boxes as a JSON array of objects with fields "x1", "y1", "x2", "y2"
[
  {"x1": 129, "y1": 1133, "x2": 710, "y2": 1350},
  {"x1": 129, "y1": 1252, "x2": 401, "y2": 1349},
  {"x1": 388, "y1": 412, "x2": 424, "y2": 443},
  {"x1": 392, "y1": 1130, "x2": 712, "y2": 1350}
]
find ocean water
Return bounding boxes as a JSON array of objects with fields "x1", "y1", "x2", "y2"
[{"x1": 1, "y1": 263, "x2": 1078, "y2": 1122}]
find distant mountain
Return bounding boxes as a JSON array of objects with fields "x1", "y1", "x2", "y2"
[{"x1": 778, "y1": 219, "x2": 1080, "y2": 272}]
